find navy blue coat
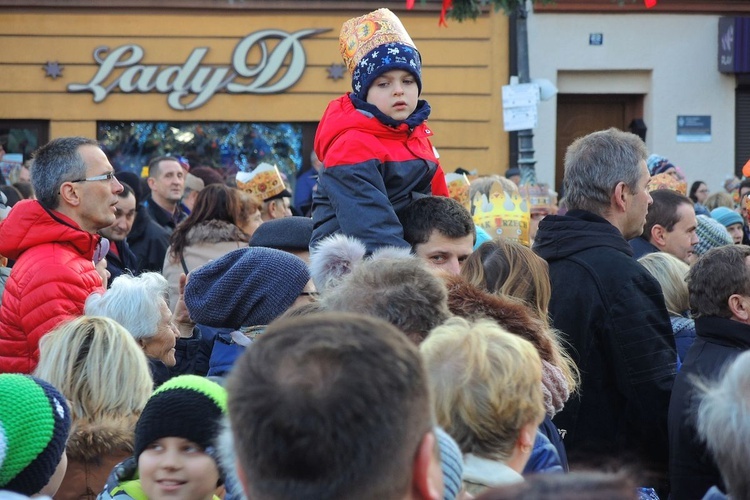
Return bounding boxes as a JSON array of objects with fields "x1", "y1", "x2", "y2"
[{"x1": 668, "y1": 316, "x2": 750, "y2": 500}]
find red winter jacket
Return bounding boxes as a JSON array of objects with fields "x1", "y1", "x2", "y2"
[
  {"x1": 0, "y1": 200, "x2": 104, "y2": 373},
  {"x1": 311, "y1": 93, "x2": 449, "y2": 253}
]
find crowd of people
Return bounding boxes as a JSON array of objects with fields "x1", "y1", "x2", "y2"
[{"x1": 1, "y1": 7, "x2": 750, "y2": 500}]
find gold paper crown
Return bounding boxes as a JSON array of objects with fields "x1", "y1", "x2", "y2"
[
  {"x1": 472, "y1": 180, "x2": 531, "y2": 246},
  {"x1": 236, "y1": 163, "x2": 289, "y2": 202},
  {"x1": 339, "y1": 8, "x2": 417, "y2": 74},
  {"x1": 445, "y1": 173, "x2": 471, "y2": 211},
  {"x1": 647, "y1": 173, "x2": 687, "y2": 196}
]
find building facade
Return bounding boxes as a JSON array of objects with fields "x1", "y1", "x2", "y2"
[
  {"x1": 0, "y1": 1, "x2": 510, "y2": 180},
  {"x1": 529, "y1": 0, "x2": 750, "y2": 193}
]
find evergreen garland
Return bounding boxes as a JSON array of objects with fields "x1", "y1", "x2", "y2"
[{"x1": 447, "y1": 0, "x2": 550, "y2": 21}]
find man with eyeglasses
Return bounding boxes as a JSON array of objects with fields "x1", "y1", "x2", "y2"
[{"x1": 0, "y1": 136, "x2": 123, "y2": 373}]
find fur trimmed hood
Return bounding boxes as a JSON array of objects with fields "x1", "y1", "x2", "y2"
[
  {"x1": 185, "y1": 220, "x2": 248, "y2": 246},
  {"x1": 66, "y1": 416, "x2": 138, "y2": 462},
  {"x1": 445, "y1": 275, "x2": 571, "y2": 416},
  {"x1": 310, "y1": 233, "x2": 412, "y2": 294},
  {"x1": 445, "y1": 275, "x2": 555, "y2": 362}
]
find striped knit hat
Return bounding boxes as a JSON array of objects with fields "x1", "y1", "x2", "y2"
[
  {"x1": 694, "y1": 214, "x2": 733, "y2": 256},
  {"x1": 435, "y1": 427, "x2": 463, "y2": 500},
  {"x1": 134, "y1": 375, "x2": 227, "y2": 461},
  {"x1": 0, "y1": 374, "x2": 71, "y2": 495}
]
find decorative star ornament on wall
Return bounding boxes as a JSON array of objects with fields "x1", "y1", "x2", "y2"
[
  {"x1": 43, "y1": 61, "x2": 64, "y2": 79},
  {"x1": 327, "y1": 63, "x2": 346, "y2": 81}
]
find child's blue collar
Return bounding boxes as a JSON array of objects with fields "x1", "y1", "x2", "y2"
[{"x1": 349, "y1": 93, "x2": 431, "y2": 130}]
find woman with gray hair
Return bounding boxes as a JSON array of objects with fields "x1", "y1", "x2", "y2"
[
  {"x1": 697, "y1": 350, "x2": 750, "y2": 499},
  {"x1": 85, "y1": 272, "x2": 195, "y2": 386}
]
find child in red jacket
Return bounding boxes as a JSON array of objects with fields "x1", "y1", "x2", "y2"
[{"x1": 311, "y1": 8, "x2": 448, "y2": 254}]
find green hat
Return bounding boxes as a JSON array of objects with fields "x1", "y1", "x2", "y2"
[
  {"x1": 0, "y1": 374, "x2": 71, "y2": 495},
  {"x1": 134, "y1": 375, "x2": 227, "y2": 460}
]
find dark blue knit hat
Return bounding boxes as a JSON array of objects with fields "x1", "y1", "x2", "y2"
[
  {"x1": 353, "y1": 42, "x2": 422, "y2": 100},
  {"x1": 184, "y1": 247, "x2": 310, "y2": 329}
]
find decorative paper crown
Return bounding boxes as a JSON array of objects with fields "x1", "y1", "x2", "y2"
[
  {"x1": 647, "y1": 172, "x2": 687, "y2": 196},
  {"x1": 445, "y1": 173, "x2": 471, "y2": 211},
  {"x1": 472, "y1": 180, "x2": 530, "y2": 247},
  {"x1": 519, "y1": 184, "x2": 555, "y2": 214},
  {"x1": 236, "y1": 163, "x2": 291, "y2": 202},
  {"x1": 339, "y1": 8, "x2": 418, "y2": 75}
]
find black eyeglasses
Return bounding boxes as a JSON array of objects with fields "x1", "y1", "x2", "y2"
[{"x1": 71, "y1": 171, "x2": 117, "y2": 183}]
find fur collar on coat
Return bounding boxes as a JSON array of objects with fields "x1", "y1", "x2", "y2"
[
  {"x1": 185, "y1": 220, "x2": 248, "y2": 246},
  {"x1": 65, "y1": 416, "x2": 138, "y2": 462}
]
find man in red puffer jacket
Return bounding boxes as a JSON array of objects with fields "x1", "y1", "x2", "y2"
[{"x1": 0, "y1": 137, "x2": 123, "y2": 373}]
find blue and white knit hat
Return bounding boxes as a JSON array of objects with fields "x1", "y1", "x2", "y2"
[
  {"x1": 0, "y1": 374, "x2": 71, "y2": 495},
  {"x1": 339, "y1": 9, "x2": 422, "y2": 100},
  {"x1": 694, "y1": 214, "x2": 733, "y2": 256},
  {"x1": 710, "y1": 206, "x2": 744, "y2": 229},
  {"x1": 435, "y1": 427, "x2": 463, "y2": 500},
  {"x1": 647, "y1": 154, "x2": 676, "y2": 176}
]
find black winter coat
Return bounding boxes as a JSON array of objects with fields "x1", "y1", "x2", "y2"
[
  {"x1": 668, "y1": 316, "x2": 750, "y2": 500},
  {"x1": 534, "y1": 210, "x2": 677, "y2": 481},
  {"x1": 128, "y1": 205, "x2": 171, "y2": 273},
  {"x1": 105, "y1": 239, "x2": 139, "y2": 286}
]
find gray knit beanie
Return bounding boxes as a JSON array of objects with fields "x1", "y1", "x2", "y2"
[{"x1": 184, "y1": 247, "x2": 310, "y2": 329}]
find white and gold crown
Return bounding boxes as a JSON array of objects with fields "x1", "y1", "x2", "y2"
[{"x1": 236, "y1": 163, "x2": 290, "y2": 202}]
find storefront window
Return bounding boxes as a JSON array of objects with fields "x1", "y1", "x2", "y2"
[
  {"x1": 0, "y1": 121, "x2": 48, "y2": 183},
  {"x1": 98, "y1": 121, "x2": 304, "y2": 181}
]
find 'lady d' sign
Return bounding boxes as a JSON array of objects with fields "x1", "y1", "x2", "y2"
[{"x1": 68, "y1": 28, "x2": 329, "y2": 110}]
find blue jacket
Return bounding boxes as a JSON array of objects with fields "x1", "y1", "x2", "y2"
[
  {"x1": 628, "y1": 236, "x2": 659, "y2": 260},
  {"x1": 524, "y1": 428, "x2": 564, "y2": 475},
  {"x1": 671, "y1": 315, "x2": 696, "y2": 365}
]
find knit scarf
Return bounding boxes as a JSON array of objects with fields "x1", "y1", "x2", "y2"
[{"x1": 541, "y1": 360, "x2": 570, "y2": 417}]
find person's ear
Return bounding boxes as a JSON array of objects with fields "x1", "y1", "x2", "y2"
[
  {"x1": 728, "y1": 293, "x2": 750, "y2": 322},
  {"x1": 411, "y1": 431, "x2": 443, "y2": 500},
  {"x1": 147, "y1": 177, "x2": 156, "y2": 190},
  {"x1": 612, "y1": 181, "x2": 628, "y2": 213},
  {"x1": 267, "y1": 200, "x2": 277, "y2": 218},
  {"x1": 651, "y1": 224, "x2": 667, "y2": 247},
  {"x1": 518, "y1": 422, "x2": 536, "y2": 452},
  {"x1": 58, "y1": 182, "x2": 81, "y2": 208}
]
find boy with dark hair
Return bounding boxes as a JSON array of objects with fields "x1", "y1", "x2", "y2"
[
  {"x1": 311, "y1": 8, "x2": 449, "y2": 255},
  {"x1": 399, "y1": 196, "x2": 475, "y2": 275}
]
